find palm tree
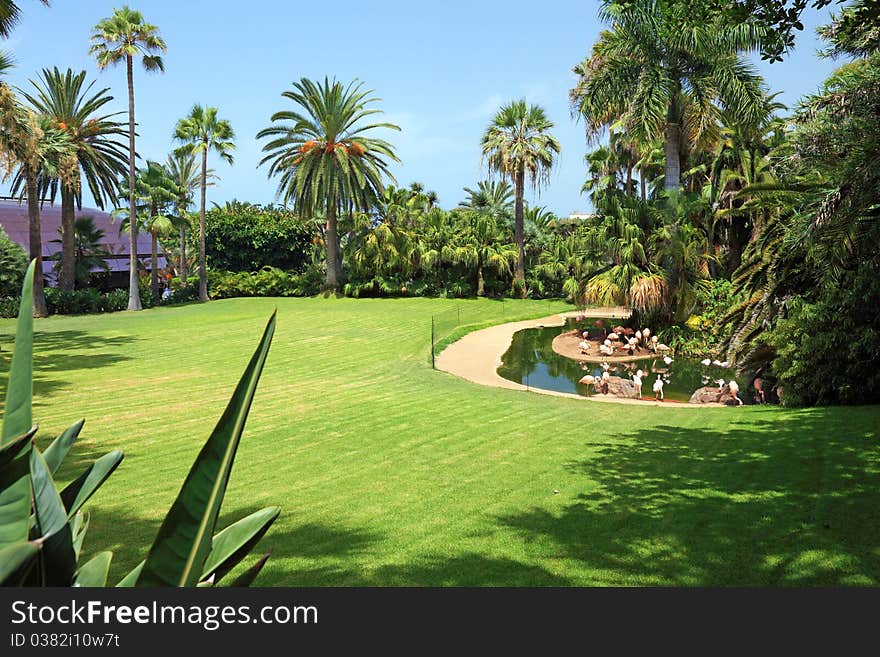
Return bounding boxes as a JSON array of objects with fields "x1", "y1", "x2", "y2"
[
  {"x1": 257, "y1": 77, "x2": 400, "y2": 291},
  {"x1": 15, "y1": 67, "x2": 127, "y2": 291},
  {"x1": 173, "y1": 105, "x2": 234, "y2": 302},
  {"x1": 89, "y1": 6, "x2": 166, "y2": 311},
  {"x1": 444, "y1": 210, "x2": 517, "y2": 297},
  {"x1": 481, "y1": 100, "x2": 560, "y2": 294},
  {"x1": 165, "y1": 150, "x2": 207, "y2": 286},
  {"x1": 49, "y1": 215, "x2": 112, "y2": 288},
  {"x1": 134, "y1": 160, "x2": 176, "y2": 298},
  {"x1": 1, "y1": 1, "x2": 49, "y2": 73},
  {"x1": 0, "y1": 83, "x2": 76, "y2": 316},
  {"x1": 570, "y1": 0, "x2": 766, "y2": 193},
  {"x1": 459, "y1": 180, "x2": 514, "y2": 219}
]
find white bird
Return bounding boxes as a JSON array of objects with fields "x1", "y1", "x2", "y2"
[
  {"x1": 599, "y1": 344, "x2": 613, "y2": 356},
  {"x1": 716, "y1": 378, "x2": 726, "y2": 388},
  {"x1": 607, "y1": 332, "x2": 619, "y2": 341},
  {"x1": 656, "y1": 343, "x2": 671, "y2": 352},
  {"x1": 579, "y1": 375, "x2": 595, "y2": 385},
  {"x1": 578, "y1": 340, "x2": 591, "y2": 351},
  {"x1": 652, "y1": 376, "x2": 664, "y2": 400},
  {"x1": 643, "y1": 328, "x2": 651, "y2": 340},
  {"x1": 719, "y1": 361, "x2": 730, "y2": 368},
  {"x1": 601, "y1": 361, "x2": 610, "y2": 371},
  {"x1": 603, "y1": 338, "x2": 611, "y2": 346},
  {"x1": 712, "y1": 359, "x2": 722, "y2": 366},
  {"x1": 728, "y1": 380, "x2": 739, "y2": 395},
  {"x1": 635, "y1": 330, "x2": 642, "y2": 341},
  {"x1": 700, "y1": 358, "x2": 712, "y2": 366},
  {"x1": 633, "y1": 369, "x2": 644, "y2": 385},
  {"x1": 602, "y1": 370, "x2": 610, "y2": 381},
  {"x1": 663, "y1": 355, "x2": 673, "y2": 365}
]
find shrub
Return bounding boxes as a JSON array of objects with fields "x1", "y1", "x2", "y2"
[
  {"x1": 204, "y1": 204, "x2": 315, "y2": 272},
  {"x1": 0, "y1": 225, "x2": 27, "y2": 299},
  {"x1": 208, "y1": 267, "x2": 316, "y2": 299}
]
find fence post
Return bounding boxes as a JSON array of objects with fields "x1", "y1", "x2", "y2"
[
  {"x1": 457, "y1": 306, "x2": 460, "y2": 327},
  {"x1": 431, "y1": 316, "x2": 435, "y2": 369}
]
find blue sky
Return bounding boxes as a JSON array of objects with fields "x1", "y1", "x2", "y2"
[{"x1": 1, "y1": 0, "x2": 841, "y2": 216}]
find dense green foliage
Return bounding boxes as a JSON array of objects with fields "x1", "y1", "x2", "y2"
[
  {"x1": 204, "y1": 202, "x2": 315, "y2": 272},
  {"x1": 0, "y1": 224, "x2": 27, "y2": 298}
]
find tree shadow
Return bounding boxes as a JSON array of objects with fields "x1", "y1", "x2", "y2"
[
  {"x1": 0, "y1": 329, "x2": 137, "y2": 405},
  {"x1": 497, "y1": 407, "x2": 880, "y2": 586}
]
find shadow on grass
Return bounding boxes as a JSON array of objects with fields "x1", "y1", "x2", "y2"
[
  {"x1": 0, "y1": 329, "x2": 137, "y2": 404},
  {"x1": 497, "y1": 407, "x2": 880, "y2": 586}
]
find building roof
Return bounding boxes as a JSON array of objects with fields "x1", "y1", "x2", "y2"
[{"x1": 0, "y1": 200, "x2": 165, "y2": 281}]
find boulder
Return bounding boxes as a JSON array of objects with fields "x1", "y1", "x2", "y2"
[
  {"x1": 689, "y1": 386, "x2": 741, "y2": 406},
  {"x1": 594, "y1": 375, "x2": 641, "y2": 399}
]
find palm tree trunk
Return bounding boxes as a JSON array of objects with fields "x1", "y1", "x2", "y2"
[
  {"x1": 514, "y1": 169, "x2": 526, "y2": 296},
  {"x1": 150, "y1": 218, "x2": 159, "y2": 300},
  {"x1": 26, "y1": 171, "x2": 48, "y2": 317},
  {"x1": 178, "y1": 206, "x2": 187, "y2": 286},
  {"x1": 664, "y1": 122, "x2": 681, "y2": 193},
  {"x1": 324, "y1": 202, "x2": 339, "y2": 290},
  {"x1": 199, "y1": 145, "x2": 208, "y2": 302},
  {"x1": 126, "y1": 55, "x2": 142, "y2": 311},
  {"x1": 59, "y1": 186, "x2": 76, "y2": 291},
  {"x1": 626, "y1": 162, "x2": 633, "y2": 196},
  {"x1": 476, "y1": 260, "x2": 484, "y2": 297}
]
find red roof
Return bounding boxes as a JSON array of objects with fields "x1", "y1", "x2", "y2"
[{"x1": 0, "y1": 200, "x2": 165, "y2": 282}]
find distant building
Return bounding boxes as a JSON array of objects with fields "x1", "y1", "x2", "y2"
[
  {"x1": 0, "y1": 199, "x2": 165, "y2": 287},
  {"x1": 568, "y1": 212, "x2": 596, "y2": 221}
]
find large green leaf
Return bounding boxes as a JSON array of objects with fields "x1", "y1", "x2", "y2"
[
  {"x1": 1, "y1": 261, "x2": 35, "y2": 448},
  {"x1": 44, "y1": 419, "x2": 86, "y2": 475},
  {"x1": 0, "y1": 541, "x2": 39, "y2": 585},
  {"x1": 201, "y1": 506, "x2": 280, "y2": 584},
  {"x1": 60, "y1": 450, "x2": 124, "y2": 518},
  {"x1": 29, "y1": 447, "x2": 76, "y2": 585},
  {"x1": 224, "y1": 553, "x2": 270, "y2": 587},
  {"x1": 136, "y1": 312, "x2": 276, "y2": 587},
  {"x1": 116, "y1": 560, "x2": 144, "y2": 587},
  {"x1": 71, "y1": 512, "x2": 89, "y2": 560},
  {"x1": 74, "y1": 551, "x2": 112, "y2": 587},
  {"x1": 0, "y1": 447, "x2": 32, "y2": 550}
]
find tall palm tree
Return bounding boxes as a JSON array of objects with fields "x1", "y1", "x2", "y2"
[
  {"x1": 165, "y1": 150, "x2": 207, "y2": 286},
  {"x1": 257, "y1": 77, "x2": 400, "y2": 291},
  {"x1": 570, "y1": 0, "x2": 766, "y2": 193},
  {"x1": 89, "y1": 6, "x2": 166, "y2": 311},
  {"x1": 0, "y1": 83, "x2": 76, "y2": 316},
  {"x1": 481, "y1": 100, "x2": 560, "y2": 294},
  {"x1": 15, "y1": 67, "x2": 127, "y2": 291},
  {"x1": 173, "y1": 104, "x2": 234, "y2": 302},
  {"x1": 444, "y1": 210, "x2": 517, "y2": 297}
]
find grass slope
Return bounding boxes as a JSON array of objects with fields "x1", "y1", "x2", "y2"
[{"x1": 1, "y1": 297, "x2": 879, "y2": 586}]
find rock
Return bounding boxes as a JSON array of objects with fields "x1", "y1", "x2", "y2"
[
  {"x1": 689, "y1": 386, "x2": 740, "y2": 405},
  {"x1": 597, "y1": 376, "x2": 641, "y2": 399}
]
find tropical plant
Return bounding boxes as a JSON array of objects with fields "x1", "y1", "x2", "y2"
[
  {"x1": 89, "y1": 5, "x2": 166, "y2": 311},
  {"x1": 481, "y1": 99, "x2": 560, "y2": 293},
  {"x1": 174, "y1": 104, "x2": 235, "y2": 302},
  {"x1": 0, "y1": 262, "x2": 280, "y2": 586},
  {"x1": 165, "y1": 150, "x2": 206, "y2": 286},
  {"x1": 0, "y1": 83, "x2": 77, "y2": 316},
  {"x1": 443, "y1": 210, "x2": 517, "y2": 296},
  {"x1": 570, "y1": 0, "x2": 767, "y2": 193},
  {"x1": 257, "y1": 76, "x2": 400, "y2": 291},
  {"x1": 0, "y1": 223, "x2": 27, "y2": 297},
  {"x1": 49, "y1": 215, "x2": 111, "y2": 288},
  {"x1": 14, "y1": 67, "x2": 127, "y2": 291}
]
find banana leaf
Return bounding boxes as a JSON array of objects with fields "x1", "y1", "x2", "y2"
[
  {"x1": 29, "y1": 447, "x2": 76, "y2": 585},
  {"x1": 60, "y1": 450, "x2": 124, "y2": 518},
  {"x1": 1, "y1": 261, "x2": 34, "y2": 448},
  {"x1": 0, "y1": 541, "x2": 39, "y2": 585},
  {"x1": 201, "y1": 506, "x2": 280, "y2": 583},
  {"x1": 74, "y1": 551, "x2": 112, "y2": 587},
  {"x1": 224, "y1": 553, "x2": 271, "y2": 587},
  {"x1": 44, "y1": 419, "x2": 86, "y2": 475}
]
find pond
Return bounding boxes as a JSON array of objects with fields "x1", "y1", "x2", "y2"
[{"x1": 497, "y1": 319, "x2": 746, "y2": 403}]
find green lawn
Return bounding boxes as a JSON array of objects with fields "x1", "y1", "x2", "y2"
[{"x1": 1, "y1": 297, "x2": 879, "y2": 586}]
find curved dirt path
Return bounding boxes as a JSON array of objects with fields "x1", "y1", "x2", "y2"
[{"x1": 434, "y1": 309, "x2": 722, "y2": 408}]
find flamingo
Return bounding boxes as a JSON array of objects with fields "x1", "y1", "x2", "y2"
[
  {"x1": 663, "y1": 355, "x2": 673, "y2": 365},
  {"x1": 716, "y1": 378, "x2": 726, "y2": 388},
  {"x1": 643, "y1": 327, "x2": 651, "y2": 340},
  {"x1": 719, "y1": 360, "x2": 730, "y2": 368},
  {"x1": 652, "y1": 376, "x2": 664, "y2": 400},
  {"x1": 712, "y1": 359, "x2": 722, "y2": 366},
  {"x1": 656, "y1": 343, "x2": 671, "y2": 352},
  {"x1": 580, "y1": 375, "x2": 595, "y2": 385},
  {"x1": 700, "y1": 358, "x2": 711, "y2": 366},
  {"x1": 607, "y1": 332, "x2": 619, "y2": 341}
]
